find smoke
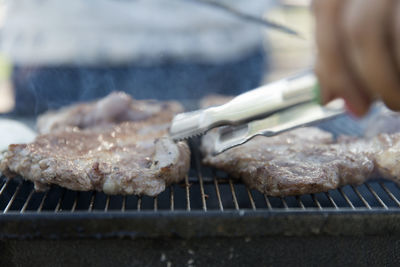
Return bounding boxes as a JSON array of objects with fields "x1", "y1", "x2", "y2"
[{"x1": 11, "y1": 46, "x2": 267, "y2": 115}]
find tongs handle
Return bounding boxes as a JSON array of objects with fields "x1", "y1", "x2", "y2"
[{"x1": 204, "y1": 71, "x2": 319, "y2": 127}]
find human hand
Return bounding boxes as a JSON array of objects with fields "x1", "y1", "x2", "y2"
[{"x1": 314, "y1": 0, "x2": 400, "y2": 116}]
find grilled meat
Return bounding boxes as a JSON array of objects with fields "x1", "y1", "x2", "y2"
[
  {"x1": 37, "y1": 92, "x2": 183, "y2": 134},
  {"x1": 1, "y1": 121, "x2": 190, "y2": 196},
  {"x1": 1, "y1": 93, "x2": 190, "y2": 196},
  {"x1": 202, "y1": 127, "x2": 400, "y2": 196}
]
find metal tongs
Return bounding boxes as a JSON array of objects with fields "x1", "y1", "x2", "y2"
[{"x1": 169, "y1": 71, "x2": 346, "y2": 155}]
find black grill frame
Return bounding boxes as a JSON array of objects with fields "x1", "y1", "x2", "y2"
[{"x1": 2, "y1": 116, "x2": 400, "y2": 266}]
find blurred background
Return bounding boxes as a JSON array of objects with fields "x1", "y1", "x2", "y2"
[
  {"x1": 0, "y1": 0, "x2": 313, "y2": 115},
  {"x1": 265, "y1": 0, "x2": 312, "y2": 81}
]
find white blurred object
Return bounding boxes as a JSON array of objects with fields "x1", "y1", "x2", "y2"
[
  {"x1": 0, "y1": 80, "x2": 14, "y2": 113},
  {"x1": 0, "y1": 54, "x2": 14, "y2": 114},
  {"x1": 279, "y1": 0, "x2": 311, "y2": 7},
  {"x1": 0, "y1": 119, "x2": 36, "y2": 151},
  {"x1": 1, "y1": 0, "x2": 271, "y2": 66},
  {"x1": 364, "y1": 103, "x2": 400, "y2": 138}
]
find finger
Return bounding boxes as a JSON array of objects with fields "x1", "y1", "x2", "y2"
[
  {"x1": 314, "y1": 0, "x2": 372, "y2": 116},
  {"x1": 315, "y1": 59, "x2": 335, "y2": 104},
  {"x1": 342, "y1": 0, "x2": 400, "y2": 111},
  {"x1": 316, "y1": 56, "x2": 372, "y2": 117}
]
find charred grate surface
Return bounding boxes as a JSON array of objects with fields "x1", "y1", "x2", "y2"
[{"x1": 0, "y1": 115, "x2": 398, "y2": 214}]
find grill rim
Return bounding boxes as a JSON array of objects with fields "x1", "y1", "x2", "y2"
[{"x1": 1, "y1": 209, "x2": 400, "y2": 240}]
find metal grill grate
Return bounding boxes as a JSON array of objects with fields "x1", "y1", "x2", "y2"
[
  {"x1": 2, "y1": 162, "x2": 400, "y2": 213},
  {"x1": 1, "y1": 115, "x2": 399, "y2": 214}
]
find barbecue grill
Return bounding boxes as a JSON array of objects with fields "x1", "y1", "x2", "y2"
[{"x1": 0, "y1": 116, "x2": 400, "y2": 266}]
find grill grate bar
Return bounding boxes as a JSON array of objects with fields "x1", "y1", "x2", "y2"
[
  {"x1": 339, "y1": 188, "x2": 355, "y2": 209},
  {"x1": 185, "y1": 175, "x2": 191, "y2": 211},
  {"x1": 88, "y1": 192, "x2": 96, "y2": 212},
  {"x1": 280, "y1": 197, "x2": 288, "y2": 209},
  {"x1": 380, "y1": 182, "x2": 400, "y2": 207},
  {"x1": 169, "y1": 186, "x2": 174, "y2": 211},
  {"x1": 199, "y1": 176, "x2": 207, "y2": 211},
  {"x1": 104, "y1": 196, "x2": 110, "y2": 212},
  {"x1": 311, "y1": 194, "x2": 322, "y2": 209},
  {"x1": 0, "y1": 178, "x2": 10, "y2": 196},
  {"x1": 54, "y1": 188, "x2": 66, "y2": 212},
  {"x1": 263, "y1": 194, "x2": 272, "y2": 209},
  {"x1": 193, "y1": 149, "x2": 207, "y2": 211},
  {"x1": 213, "y1": 175, "x2": 224, "y2": 211},
  {"x1": 325, "y1": 192, "x2": 338, "y2": 209},
  {"x1": 229, "y1": 179, "x2": 239, "y2": 210},
  {"x1": 296, "y1": 196, "x2": 305, "y2": 209},
  {"x1": 71, "y1": 192, "x2": 79, "y2": 212},
  {"x1": 154, "y1": 197, "x2": 158, "y2": 211},
  {"x1": 37, "y1": 190, "x2": 49, "y2": 212},
  {"x1": 121, "y1": 196, "x2": 126, "y2": 212},
  {"x1": 137, "y1": 197, "x2": 142, "y2": 211},
  {"x1": 246, "y1": 188, "x2": 256, "y2": 210},
  {"x1": 366, "y1": 183, "x2": 388, "y2": 209},
  {"x1": 20, "y1": 188, "x2": 34, "y2": 213},
  {"x1": 352, "y1": 186, "x2": 371, "y2": 209},
  {"x1": 3, "y1": 181, "x2": 23, "y2": 213}
]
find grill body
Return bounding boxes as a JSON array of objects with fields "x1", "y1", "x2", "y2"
[{"x1": 1, "y1": 116, "x2": 400, "y2": 266}]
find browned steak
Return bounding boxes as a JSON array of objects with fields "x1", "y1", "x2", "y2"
[
  {"x1": 37, "y1": 91, "x2": 183, "y2": 134},
  {"x1": 202, "y1": 127, "x2": 400, "y2": 196},
  {"x1": 1, "y1": 121, "x2": 190, "y2": 196},
  {"x1": 1, "y1": 93, "x2": 190, "y2": 196}
]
